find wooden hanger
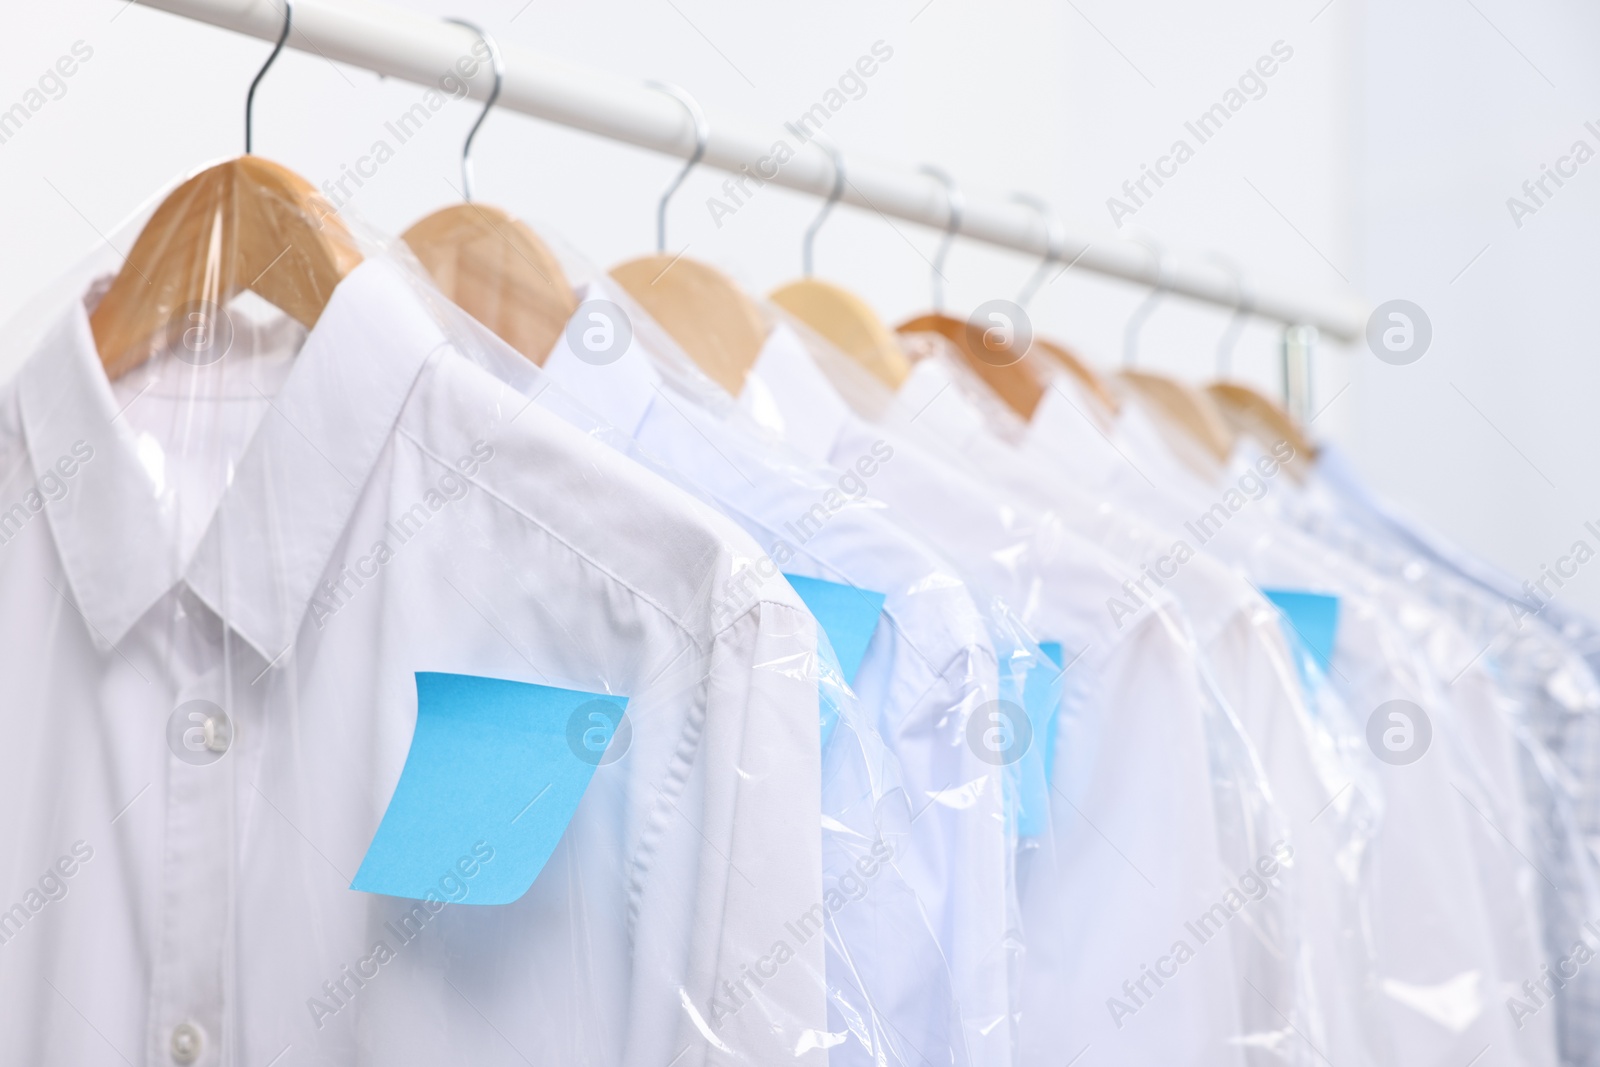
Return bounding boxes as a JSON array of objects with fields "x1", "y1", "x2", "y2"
[
  {"x1": 894, "y1": 176, "x2": 1115, "y2": 424},
  {"x1": 1206, "y1": 381, "x2": 1317, "y2": 467},
  {"x1": 1115, "y1": 370, "x2": 1237, "y2": 464},
  {"x1": 898, "y1": 313, "x2": 1048, "y2": 420},
  {"x1": 1109, "y1": 241, "x2": 1236, "y2": 465},
  {"x1": 1003, "y1": 193, "x2": 1119, "y2": 418},
  {"x1": 404, "y1": 204, "x2": 576, "y2": 365},
  {"x1": 607, "y1": 82, "x2": 766, "y2": 397},
  {"x1": 89, "y1": 4, "x2": 361, "y2": 379},
  {"x1": 611, "y1": 255, "x2": 767, "y2": 395},
  {"x1": 891, "y1": 167, "x2": 1048, "y2": 419},
  {"x1": 770, "y1": 278, "x2": 908, "y2": 391},
  {"x1": 767, "y1": 142, "x2": 911, "y2": 390},
  {"x1": 400, "y1": 21, "x2": 576, "y2": 366},
  {"x1": 1034, "y1": 336, "x2": 1119, "y2": 419},
  {"x1": 91, "y1": 157, "x2": 362, "y2": 378},
  {"x1": 1197, "y1": 270, "x2": 1317, "y2": 466}
]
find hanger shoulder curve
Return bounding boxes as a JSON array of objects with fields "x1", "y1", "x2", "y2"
[
  {"x1": 769, "y1": 278, "x2": 910, "y2": 390},
  {"x1": 897, "y1": 312, "x2": 1046, "y2": 420},
  {"x1": 403, "y1": 203, "x2": 577, "y2": 366},
  {"x1": 1032, "y1": 336, "x2": 1120, "y2": 417},
  {"x1": 1205, "y1": 380, "x2": 1317, "y2": 466},
  {"x1": 90, "y1": 155, "x2": 363, "y2": 378},
  {"x1": 1116, "y1": 369, "x2": 1237, "y2": 465},
  {"x1": 609, "y1": 254, "x2": 767, "y2": 396}
]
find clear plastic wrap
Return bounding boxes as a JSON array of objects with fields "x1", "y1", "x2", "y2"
[
  {"x1": 994, "y1": 356, "x2": 1563, "y2": 1067},
  {"x1": 1282, "y1": 456, "x2": 1600, "y2": 1066},
  {"x1": 0, "y1": 161, "x2": 892, "y2": 1066},
  {"x1": 384, "y1": 215, "x2": 1025, "y2": 1065},
  {"x1": 795, "y1": 325, "x2": 1443, "y2": 1064},
  {"x1": 705, "y1": 311, "x2": 1330, "y2": 1063},
  {"x1": 7, "y1": 152, "x2": 1581, "y2": 1067},
  {"x1": 1180, "y1": 443, "x2": 1565, "y2": 1067}
]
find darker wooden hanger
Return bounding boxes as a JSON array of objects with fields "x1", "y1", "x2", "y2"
[
  {"x1": 1200, "y1": 285, "x2": 1317, "y2": 465},
  {"x1": 897, "y1": 312, "x2": 1048, "y2": 419},
  {"x1": 1004, "y1": 194, "x2": 1119, "y2": 418},
  {"x1": 892, "y1": 167, "x2": 1049, "y2": 419}
]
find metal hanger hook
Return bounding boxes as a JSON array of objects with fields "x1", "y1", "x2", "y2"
[
  {"x1": 245, "y1": 0, "x2": 292, "y2": 154},
  {"x1": 917, "y1": 164, "x2": 963, "y2": 312},
  {"x1": 645, "y1": 81, "x2": 709, "y2": 253},
  {"x1": 1122, "y1": 235, "x2": 1171, "y2": 368},
  {"x1": 1010, "y1": 192, "x2": 1065, "y2": 310},
  {"x1": 444, "y1": 18, "x2": 503, "y2": 203},
  {"x1": 802, "y1": 136, "x2": 845, "y2": 278},
  {"x1": 1205, "y1": 252, "x2": 1252, "y2": 379}
]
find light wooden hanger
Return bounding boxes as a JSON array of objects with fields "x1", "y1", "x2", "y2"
[
  {"x1": 1112, "y1": 239, "x2": 1235, "y2": 465},
  {"x1": 90, "y1": 1, "x2": 362, "y2": 379},
  {"x1": 1199, "y1": 256, "x2": 1317, "y2": 464},
  {"x1": 1208, "y1": 380, "x2": 1316, "y2": 467},
  {"x1": 1118, "y1": 370, "x2": 1236, "y2": 463},
  {"x1": 767, "y1": 139, "x2": 911, "y2": 390},
  {"x1": 608, "y1": 82, "x2": 766, "y2": 397},
  {"x1": 401, "y1": 20, "x2": 576, "y2": 366},
  {"x1": 892, "y1": 165, "x2": 1050, "y2": 420}
]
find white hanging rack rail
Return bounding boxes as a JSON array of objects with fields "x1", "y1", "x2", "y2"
[{"x1": 133, "y1": 0, "x2": 1367, "y2": 342}]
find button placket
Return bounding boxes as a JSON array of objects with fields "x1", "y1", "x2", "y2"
[
  {"x1": 169, "y1": 1020, "x2": 203, "y2": 1064},
  {"x1": 150, "y1": 677, "x2": 232, "y2": 1065},
  {"x1": 148, "y1": 590, "x2": 245, "y2": 1067}
]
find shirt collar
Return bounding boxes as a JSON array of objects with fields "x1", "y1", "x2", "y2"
[
  {"x1": 20, "y1": 258, "x2": 449, "y2": 663},
  {"x1": 545, "y1": 289, "x2": 853, "y2": 468},
  {"x1": 541, "y1": 279, "x2": 661, "y2": 438},
  {"x1": 1027, "y1": 373, "x2": 1124, "y2": 495},
  {"x1": 889, "y1": 356, "x2": 990, "y2": 445},
  {"x1": 737, "y1": 322, "x2": 851, "y2": 464},
  {"x1": 18, "y1": 300, "x2": 177, "y2": 647}
]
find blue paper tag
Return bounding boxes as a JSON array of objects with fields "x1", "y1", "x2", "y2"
[
  {"x1": 1017, "y1": 641, "x2": 1065, "y2": 838},
  {"x1": 783, "y1": 573, "x2": 887, "y2": 686},
  {"x1": 352, "y1": 672, "x2": 627, "y2": 906},
  {"x1": 1262, "y1": 589, "x2": 1340, "y2": 673}
]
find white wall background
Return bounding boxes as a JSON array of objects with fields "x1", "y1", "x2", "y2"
[{"x1": 3, "y1": 0, "x2": 1595, "y2": 615}]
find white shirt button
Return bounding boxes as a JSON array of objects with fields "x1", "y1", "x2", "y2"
[{"x1": 169, "y1": 1022, "x2": 202, "y2": 1064}]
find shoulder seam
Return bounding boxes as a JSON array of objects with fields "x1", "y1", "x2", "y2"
[{"x1": 396, "y1": 422, "x2": 712, "y2": 651}]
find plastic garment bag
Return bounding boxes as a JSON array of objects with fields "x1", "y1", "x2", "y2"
[
  {"x1": 1283, "y1": 456, "x2": 1600, "y2": 1066},
  {"x1": 384, "y1": 228, "x2": 1000, "y2": 1067},
  {"x1": 718, "y1": 314, "x2": 1324, "y2": 1065},
  {"x1": 991, "y1": 371, "x2": 1391, "y2": 1067},
  {"x1": 1113, "y1": 425, "x2": 1560, "y2": 1067},
  {"x1": 1006, "y1": 357, "x2": 1560, "y2": 1067},
  {"x1": 0, "y1": 169, "x2": 845, "y2": 1067}
]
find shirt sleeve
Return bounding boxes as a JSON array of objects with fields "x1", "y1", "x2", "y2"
[{"x1": 641, "y1": 595, "x2": 826, "y2": 1067}]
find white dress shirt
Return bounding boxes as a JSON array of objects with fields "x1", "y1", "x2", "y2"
[
  {"x1": 1016, "y1": 373, "x2": 1392, "y2": 1064},
  {"x1": 1295, "y1": 451, "x2": 1600, "y2": 1064},
  {"x1": 1026, "y1": 368, "x2": 1558, "y2": 1067},
  {"x1": 0, "y1": 260, "x2": 827, "y2": 1067},
  {"x1": 742, "y1": 323, "x2": 1321, "y2": 1066},
  {"x1": 883, "y1": 346, "x2": 1565, "y2": 1066},
  {"x1": 534, "y1": 291, "x2": 1008, "y2": 1067}
]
